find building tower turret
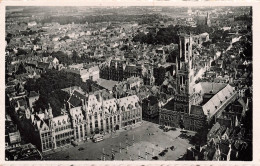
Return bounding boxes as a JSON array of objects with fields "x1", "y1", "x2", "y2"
[{"x1": 205, "y1": 12, "x2": 211, "y2": 27}]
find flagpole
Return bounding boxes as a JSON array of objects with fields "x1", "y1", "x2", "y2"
[{"x1": 120, "y1": 142, "x2": 121, "y2": 153}]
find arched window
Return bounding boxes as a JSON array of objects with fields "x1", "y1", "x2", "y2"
[
  {"x1": 101, "y1": 120, "x2": 104, "y2": 131},
  {"x1": 121, "y1": 106, "x2": 125, "y2": 112},
  {"x1": 114, "y1": 116, "x2": 116, "y2": 123}
]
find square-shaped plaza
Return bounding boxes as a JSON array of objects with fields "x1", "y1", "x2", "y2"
[{"x1": 43, "y1": 121, "x2": 195, "y2": 160}]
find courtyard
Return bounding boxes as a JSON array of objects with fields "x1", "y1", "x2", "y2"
[{"x1": 43, "y1": 121, "x2": 195, "y2": 160}]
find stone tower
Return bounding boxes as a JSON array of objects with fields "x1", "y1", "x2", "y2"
[
  {"x1": 174, "y1": 34, "x2": 194, "y2": 114},
  {"x1": 205, "y1": 12, "x2": 211, "y2": 27}
]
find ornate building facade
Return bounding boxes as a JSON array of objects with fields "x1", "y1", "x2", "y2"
[
  {"x1": 25, "y1": 89, "x2": 142, "y2": 152},
  {"x1": 100, "y1": 59, "x2": 155, "y2": 85}
]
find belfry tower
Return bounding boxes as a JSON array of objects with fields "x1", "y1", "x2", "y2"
[{"x1": 174, "y1": 34, "x2": 194, "y2": 114}]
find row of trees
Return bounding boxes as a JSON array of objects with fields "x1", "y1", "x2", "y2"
[
  {"x1": 51, "y1": 51, "x2": 101, "y2": 65},
  {"x1": 133, "y1": 25, "x2": 213, "y2": 45},
  {"x1": 39, "y1": 14, "x2": 161, "y2": 25},
  {"x1": 24, "y1": 70, "x2": 92, "y2": 116}
]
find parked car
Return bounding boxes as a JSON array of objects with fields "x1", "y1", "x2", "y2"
[
  {"x1": 159, "y1": 125, "x2": 165, "y2": 129},
  {"x1": 78, "y1": 147, "x2": 84, "y2": 151},
  {"x1": 163, "y1": 128, "x2": 170, "y2": 132},
  {"x1": 71, "y1": 141, "x2": 78, "y2": 147},
  {"x1": 170, "y1": 127, "x2": 177, "y2": 131},
  {"x1": 152, "y1": 156, "x2": 159, "y2": 160},
  {"x1": 93, "y1": 134, "x2": 104, "y2": 143},
  {"x1": 180, "y1": 130, "x2": 187, "y2": 133},
  {"x1": 159, "y1": 152, "x2": 165, "y2": 156}
]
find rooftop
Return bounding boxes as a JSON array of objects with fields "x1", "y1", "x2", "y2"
[{"x1": 95, "y1": 78, "x2": 118, "y2": 91}]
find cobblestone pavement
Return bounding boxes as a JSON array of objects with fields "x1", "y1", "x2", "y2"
[{"x1": 43, "y1": 121, "x2": 195, "y2": 160}]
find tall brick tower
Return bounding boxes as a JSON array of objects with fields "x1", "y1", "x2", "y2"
[{"x1": 174, "y1": 34, "x2": 194, "y2": 114}]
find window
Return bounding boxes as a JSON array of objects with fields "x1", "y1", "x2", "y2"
[
  {"x1": 95, "y1": 120, "x2": 98, "y2": 128},
  {"x1": 101, "y1": 120, "x2": 104, "y2": 131},
  {"x1": 95, "y1": 112, "x2": 98, "y2": 119}
]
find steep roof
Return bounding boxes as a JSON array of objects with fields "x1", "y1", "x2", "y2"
[
  {"x1": 118, "y1": 95, "x2": 140, "y2": 112},
  {"x1": 67, "y1": 90, "x2": 87, "y2": 108},
  {"x1": 96, "y1": 78, "x2": 118, "y2": 91},
  {"x1": 28, "y1": 91, "x2": 39, "y2": 98},
  {"x1": 193, "y1": 82, "x2": 227, "y2": 95},
  {"x1": 208, "y1": 122, "x2": 221, "y2": 139},
  {"x1": 202, "y1": 84, "x2": 235, "y2": 118},
  {"x1": 52, "y1": 114, "x2": 70, "y2": 126}
]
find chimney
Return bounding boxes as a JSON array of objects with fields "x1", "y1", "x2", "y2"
[
  {"x1": 246, "y1": 97, "x2": 249, "y2": 110},
  {"x1": 81, "y1": 99, "x2": 84, "y2": 106}
]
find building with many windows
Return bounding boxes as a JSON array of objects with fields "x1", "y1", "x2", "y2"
[
  {"x1": 100, "y1": 59, "x2": 154, "y2": 85},
  {"x1": 25, "y1": 88, "x2": 142, "y2": 152},
  {"x1": 64, "y1": 63, "x2": 100, "y2": 82}
]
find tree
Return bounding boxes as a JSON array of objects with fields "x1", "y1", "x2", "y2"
[
  {"x1": 24, "y1": 78, "x2": 37, "y2": 92},
  {"x1": 32, "y1": 37, "x2": 41, "y2": 45},
  {"x1": 167, "y1": 49, "x2": 178, "y2": 63},
  {"x1": 132, "y1": 32, "x2": 147, "y2": 43},
  {"x1": 16, "y1": 63, "x2": 27, "y2": 75},
  {"x1": 52, "y1": 51, "x2": 72, "y2": 65},
  {"x1": 16, "y1": 49, "x2": 28, "y2": 56},
  {"x1": 71, "y1": 50, "x2": 79, "y2": 63}
]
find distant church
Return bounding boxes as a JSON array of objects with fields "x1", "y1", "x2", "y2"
[{"x1": 205, "y1": 12, "x2": 211, "y2": 27}]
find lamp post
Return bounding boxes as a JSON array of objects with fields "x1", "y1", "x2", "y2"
[
  {"x1": 111, "y1": 147, "x2": 115, "y2": 160},
  {"x1": 103, "y1": 148, "x2": 105, "y2": 161},
  {"x1": 132, "y1": 135, "x2": 135, "y2": 147},
  {"x1": 145, "y1": 147, "x2": 147, "y2": 160}
]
